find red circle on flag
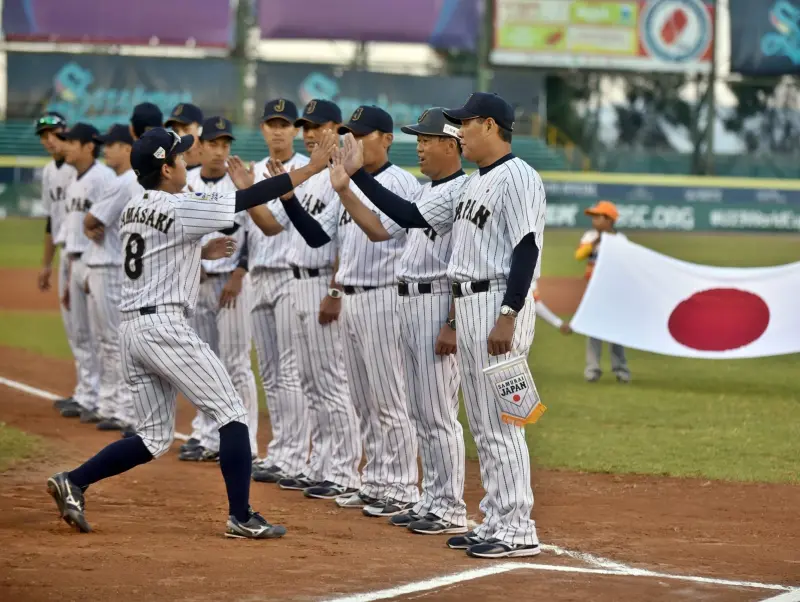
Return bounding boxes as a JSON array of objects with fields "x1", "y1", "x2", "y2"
[
  {"x1": 667, "y1": 288, "x2": 770, "y2": 351},
  {"x1": 513, "y1": 394, "x2": 521, "y2": 402}
]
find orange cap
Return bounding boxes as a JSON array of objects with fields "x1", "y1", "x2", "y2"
[{"x1": 584, "y1": 200, "x2": 619, "y2": 222}]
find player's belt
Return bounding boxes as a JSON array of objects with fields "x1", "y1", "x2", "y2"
[
  {"x1": 343, "y1": 285, "x2": 377, "y2": 295},
  {"x1": 397, "y1": 281, "x2": 450, "y2": 296},
  {"x1": 67, "y1": 252, "x2": 83, "y2": 260},
  {"x1": 291, "y1": 266, "x2": 332, "y2": 279},
  {"x1": 452, "y1": 280, "x2": 491, "y2": 298}
]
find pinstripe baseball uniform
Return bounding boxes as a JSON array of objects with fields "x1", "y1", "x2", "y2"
[
  {"x1": 41, "y1": 159, "x2": 79, "y2": 393},
  {"x1": 118, "y1": 188, "x2": 248, "y2": 458},
  {"x1": 311, "y1": 163, "x2": 421, "y2": 503},
  {"x1": 62, "y1": 162, "x2": 116, "y2": 413},
  {"x1": 84, "y1": 169, "x2": 141, "y2": 424},
  {"x1": 247, "y1": 153, "x2": 310, "y2": 475},
  {"x1": 418, "y1": 155, "x2": 546, "y2": 547},
  {"x1": 379, "y1": 171, "x2": 468, "y2": 525},
  {"x1": 185, "y1": 169, "x2": 258, "y2": 455},
  {"x1": 266, "y1": 169, "x2": 360, "y2": 489}
]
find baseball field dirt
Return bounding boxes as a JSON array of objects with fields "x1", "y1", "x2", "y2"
[{"x1": 0, "y1": 272, "x2": 798, "y2": 601}]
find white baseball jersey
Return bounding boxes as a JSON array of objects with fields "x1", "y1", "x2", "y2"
[
  {"x1": 248, "y1": 153, "x2": 309, "y2": 269},
  {"x1": 62, "y1": 162, "x2": 116, "y2": 255},
  {"x1": 186, "y1": 170, "x2": 246, "y2": 274},
  {"x1": 314, "y1": 163, "x2": 421, "y2": 287},
  {"x1": 381, "y1": 171, "x2": 467, "y2": 284},
  {"x1": 266, "y1": 169, "x2": 338, "y2": 269},
  {"x1": 84, "y1": 169, "x2": 141, "y2": 267},
  {"x1": 418, "y1": 155, "x2": 546, "y2": 282},
  {"x1": 41, "y1": 159, "x2": 77, "y2": 245},
  {"x1": 118, "y1": 188, "x2": 236, "y2": 312}
]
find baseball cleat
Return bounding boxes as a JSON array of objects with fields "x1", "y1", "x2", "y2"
[
  {"x1": 179, "y1": 437, "x2": 201, "y2": 454},
  {"x1": 79, "y1": 408, "x2": 103, "y2": 424},
  {"x1": 252, "y1": 465, "x2": 288, "y2": 483},
  {"x1": 303, "y1": 482, "x2": 358, "y2": 500},
  {"x1": 277, "y1": 474, "x2": 320, "y2": 491},
  {"x1": 60, "y1": 403, "x2": 82, "y2": 418},
  {"x1": 335, "y1": 491, "x2": 380, "y2": 509},
  {"x1": 388, "y1": 510, "x2": 423, "y2": 527},
  {"x1": 447, "y1": 531, "x2": 486, "y2": 550},
  {"x1": 178, "y1": 446, "x2": 219, "y2": 462},
  {"x1": 53, "y1": 396, "x2": 75, "y2": 410},
  {"x1": 225, "y1": 508, "x2": 286, "y2": 540},
  {"x1": 408, "y1": 514, "x2": 469, "y2": 535},
  {"x1": 96, "y1": 418, "x2": 125, "y2": 431},
  {"x1": 466, "y1": 540, "x2": 541, "y2": 559},
  {"x1": 362, "y1": 498, "x2": 415, "y2": 518},
  {"x1": 47, "y1": 472, "x2": 91, "y2": 533},
  {"x1": 616, "y1": 373, "x2": 631, "y2": 384}
]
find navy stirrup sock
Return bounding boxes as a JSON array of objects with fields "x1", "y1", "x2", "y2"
[
  {"x1": 218, "y1": 421, "x2": 253, "y2": 522},
  {"x1": 69, "y1": 435, "x2": 154, "y2": 490}
]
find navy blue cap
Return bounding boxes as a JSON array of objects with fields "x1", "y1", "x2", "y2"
[
  {"x1": 35, "y1": 112, "x2": 67, "y2": 135},
  {"x1": 338, "y1": 105, "x2": 393, "y2": 136},
  {"x1": 444, "y1": 92, "x2": 515, "y2": 132},
  {"x1": 262, "y1": 98, "x2": 298, "y2": 123},
  {"x1": 401, "y1": 108, "x2": 460, "y2": 139},
  {"x1": 200, "y1": 116, "x2": 235, "y2": 141},
  {"x1": 294, "y1": 99, "x2": 342, "y2": 127},
  {"x1": 56, "y1": 122, "x2": 100, "y2": 143},
  {"x1": 131, "y1": 128, "x2": 194, "y2": 179},
  {"x1": 165, "y1": 103, "x2": 204, "y2": 127},
  {"x1": 131, "y1": 103, "x2": 164, "y2": 136},
  {"x1": 94, "y1": 124, "x2": 134, "y2": 145}
]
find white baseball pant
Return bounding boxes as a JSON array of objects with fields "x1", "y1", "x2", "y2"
[
  {"x1": 119, "y1": 308, "x2": 248, "y2": 458},
  {"x1": 292, "y1": 273, "x2": 361, "y2": 488},
  {"x1": 342, "y1": 286, "x2": 418, "y2": 504},
  {"x1": 57, "y1": 250, "x2": 80, "y2": 398},
  {"x1": 399, "y1": 286, "x2": 466, "y2": 525},
  {"x1": 250, "y1": 268, "x2": 309, "y2": 474},
  {"x1": 455, "y1": 287, "x2": 539, "y2": 546},
  {"x1": 190, "y1": 273, "x2": 258, "y2": 454},
  {"x1": 67, "y1": 257, "x2": 99, "y2": 411}
]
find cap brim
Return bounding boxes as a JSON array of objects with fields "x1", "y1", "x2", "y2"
[
  {"x1": 172, "y1": 135, "x2": 195, "y2": 155},
  {"x1": 584, "y1": 208, "x2": 616, "y2": 220},
  {"x1": 200, "y1": 132, "x2": 235, "y2": 142},
  {"x1": 36, "y1": 125, "x2": 62, "y2": 135},
  {"x1": 442, "y1": 107, "x2": 478, "y2": 124},
  {"x1": 262, "y1": 114, "x2": 293, "y2": 123},
  {"x1": 294, "y1": 115, "x2": 328, "y2": 127},
  {"x1": 164, "y1": 117, "x2": 191, "y2": 128},
  {"x1": 338, "y1": 123, "x2": 374, "y2": 136},
  {"x1": 401, "y1": 124, "x2": 446, "y2": 137},
  {"x1": 56, "y1": 131, "x2": 83, "y2": 141}
]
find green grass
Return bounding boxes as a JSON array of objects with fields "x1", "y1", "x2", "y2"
[
  {"x1": 0, "y1": 311, "x2": 71, "y2": 359},
  {"x1": 0, "y1": 218, "x2": 50, "y2": 268},
  {"x1": 0, "y1": 423, "x2": 43, "y2": 470}
]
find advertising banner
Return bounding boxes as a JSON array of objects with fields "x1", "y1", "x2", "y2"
[
  {"x1": 2, "y1": 0, "x2": 231, "y2": 47},
  {"x1": 7, "y1": 53, "x2": 238, "y2": 131},
  {"x1": 491, "y1": 0, "x2": 714, "y2": 73},
  {"x1": 570, "y1": 234, "x2": 800, "y2": 359},
  {"x1": 258, "y1": 0, "x2": 480, "y2": 50},
  {"x1": 729, "y1": 0, "x2": 800, "y2": 76}
]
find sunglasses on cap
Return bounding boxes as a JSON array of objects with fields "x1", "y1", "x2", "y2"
[{"x1": 36, "y1": 115, "x2": 66, "y2": 129}]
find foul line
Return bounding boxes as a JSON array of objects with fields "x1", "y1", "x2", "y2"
[{"x1": 0, "y1": 376, "x2": 190, "y2": 441}]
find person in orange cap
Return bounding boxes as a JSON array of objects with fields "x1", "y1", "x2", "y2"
[{"x1": 573, "y1": 200, "x2": 631, "y2": 383}]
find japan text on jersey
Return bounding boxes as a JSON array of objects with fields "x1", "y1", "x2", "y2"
[
  {"x1": 118, "y1": 189, "x2": 236, "y2": 313},
  {"x1": 186, "y1": 170, "x2": 246, "y2": 274},
  {"x1": 382, "y1": 172, "x2": 467, "y2": 284},
  {"x1": 247, "y1": 153, "x2": 309, "y2": 269},
  {"x1": 62, "y1": 162, "x2": 116, "y2": 255},
  {"x1": 42, "y1": 160, "x2": 77, "y2": 246},
  {"x1": 417, "y1": 156, "x2": 546, "y2": 283},
  {"x1": 314, "y1": 164, "x2": 421, "y2": 287}
]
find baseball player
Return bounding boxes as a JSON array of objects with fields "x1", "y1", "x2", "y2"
[
  {"x1": 46, "y1": 127, "x2": 336, "y2": 538},
  {"x1": 335, "y1": 93, "x2": 545, "y2": 558},
  {"x1": 34, "y1": 112, "x2": 79, "y2": 415},
  {"x1": 180, "y1": 116, "x2": 259, "y2": 462},
  {"x1": 129, "y1": 103, "x2": 164, "y2": 142},
  {"x1": 164, "y1": 103, "x2": 205, "y2": 177},
  {"x1": 269, "y1": 105, "x2": 422, "y2": 517},
  {"x1": 240, "y1": 99, "x2": 312, "y2": 483},
  {"x1": 235, "y1": 99, "x2": 361, "y2": 498},
  {"x1": 322, "y1": 109, "x2": 468, "y2": 534},
  {"x1": 82, "y1": 124, "x2": 140, "y2": 432},
  {"x1": 575, "y1": 200, "x2": 630, "y2": 383},
  {"x1": 58, "y1": 123, "x2": 117, "y2": 423}
]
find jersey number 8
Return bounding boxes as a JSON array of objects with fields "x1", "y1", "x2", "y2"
[{"x1": 124, "y1": 233, "x2": 145, "y2": 280}]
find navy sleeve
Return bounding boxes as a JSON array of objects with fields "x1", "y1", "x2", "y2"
[
  {"x1": 45, "y1": 216, "x2": 52, "y2": 234},
  {"x1": 236, "y1": 230, "x2": 249, "y2": 272},
  {"x1": 281, "y1": 194, "x2": 331, "y2": 248},
  {"x1": 350, "y1": 168, "x2": 430, "y2": 229},
  {"x1": 234, "y1": 173, "x2": 293, "y2": 213},
  {"x1": 502, "y1": 233, "x2": 540, "y2": 312}
]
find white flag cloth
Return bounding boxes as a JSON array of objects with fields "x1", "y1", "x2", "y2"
[{"x1": 569, "y1": 234, "x2": 800, "y2": 359}]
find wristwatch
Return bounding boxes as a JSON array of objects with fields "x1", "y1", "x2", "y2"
[
  {"x1": 500, "y1": 305, "x2": 518, "y2": 318},
  {"x1": 328, "y1": 287, "x2": 343, "y2": 299},
  {"x1": 446, "y1": 317, "x2": 456, "y2": 331}
]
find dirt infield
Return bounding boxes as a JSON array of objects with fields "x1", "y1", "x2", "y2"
[{"x1": 0, "y1": 346, "x2": 798, "y2": 602}]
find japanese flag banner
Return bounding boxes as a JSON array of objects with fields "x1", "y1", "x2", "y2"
[{"x1": 569, "y1": 234, "x2": 800, "y2": 359}]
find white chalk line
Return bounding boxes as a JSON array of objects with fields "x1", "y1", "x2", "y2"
[
  {"x1": 0, "y1": 376, "x2": 190, "y2": 441},
  {"x1": 3, "y1": 375, "x2": 798, "y2": 601}
]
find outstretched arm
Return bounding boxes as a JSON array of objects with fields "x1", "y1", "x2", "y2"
[
  {"x1": 280, "y1": 195, "x2": 332, "y2": 248},
  {"x1": 329, "y1": 152, "x2": 390, "y2": 242}
]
